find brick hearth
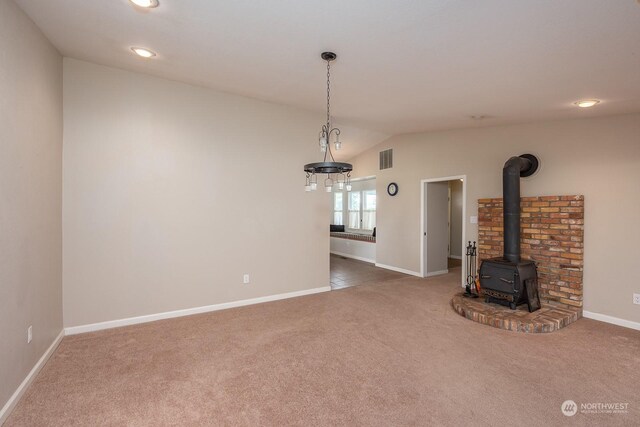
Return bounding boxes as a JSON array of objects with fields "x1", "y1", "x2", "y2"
[{"x1": 451, "y1": 293, "x2": 581, "y2": 333}]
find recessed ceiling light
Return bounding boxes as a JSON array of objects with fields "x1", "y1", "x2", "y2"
[
  {"x1": 574, "y1": 99, "x2": 600, "y2": 108},
  {"x1": 130, "y1": 0, "x2": 159, "y2": 8},
  {"x1": 131, "y1": 47, "x2": 156, "y2": 58}
]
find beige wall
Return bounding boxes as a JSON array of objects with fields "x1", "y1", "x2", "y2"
[
  {"x1": 63, "y1": 59, "x2": 331, "y2": 327},
  {"x1": 449, "y1": 180, "x2": 463, "y2": 258},
  {"x1": 349, "y1": 114, "x2": 640, "y2": 323},
  {"x1": 0, "y1": 0, "x2": 63, "y2": 413}
]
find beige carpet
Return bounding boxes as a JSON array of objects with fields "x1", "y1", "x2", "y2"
[{"x1": 6, "y1": 270, "x2": 640, "y2": 426}]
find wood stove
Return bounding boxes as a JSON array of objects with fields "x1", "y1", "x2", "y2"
[
  {"x1": 479, "y1": 154, "x2": 541, "y2": 311},
  {"x1": 480, "y1": 258, "x2": 538, "y2": 310}
]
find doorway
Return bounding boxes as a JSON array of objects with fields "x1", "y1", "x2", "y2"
[
  {"x1": 329, "y1": 176, "x2": 382, "y2": 290},
  {"x1": 420, "y1": 176, "x2": 466, "y2": 287}
]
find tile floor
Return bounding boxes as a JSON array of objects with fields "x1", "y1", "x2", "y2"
[
  {"x1": 329, "y1": 254, "x2": 408, "y2": 290},
  {"x1": 448, "y1": 257, "x2": 462, "y2": 268}
]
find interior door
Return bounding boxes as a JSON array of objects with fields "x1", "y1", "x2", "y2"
[{"x1": 424, "y1": 181, "x2": 450, "y2": 276}]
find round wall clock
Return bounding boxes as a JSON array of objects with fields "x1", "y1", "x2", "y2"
[{"x1": 387, "y1": 182, "x2": 399, "y2": 196}]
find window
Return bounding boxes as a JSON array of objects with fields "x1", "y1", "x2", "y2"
[
  {"x1": 341, "y1": 189, "x2": 376, "y2": 231},
  {"x1": 332, "y1": 180, "x2": 376, "y2": 232},
  {"x1": 348, "y1": 191, "x2": 361, "y2": 229},
  {"x1": 362, "y1": 190, "x2": 376, "y2": 230},
  {"x1": 333, "y1": 192, "x2": 343, "y2": 225}
]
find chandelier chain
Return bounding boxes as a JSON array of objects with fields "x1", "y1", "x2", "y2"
[{"x1": 326, "y1": 60, "x2": 331, "y2": 127}]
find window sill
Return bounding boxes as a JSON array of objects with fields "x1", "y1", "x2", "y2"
[{"x1": 330, "y1": 232, "x2": 376, "y2": 243}]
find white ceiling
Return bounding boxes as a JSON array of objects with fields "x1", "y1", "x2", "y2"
[{"x1": 15, "y1": 0, "x2": 640, "y2": 155}]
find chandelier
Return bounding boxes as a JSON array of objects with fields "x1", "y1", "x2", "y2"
[{"x1": 304, "y1": 52, "x2": 353, "y2": 192}]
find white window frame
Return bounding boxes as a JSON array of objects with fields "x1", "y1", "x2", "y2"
[
  {"x1": 344, "y1": 189, "x2": 376, "y2": 233},
  {"x1": 347, "y1": 191, "x2": 361, "y2": 230},
  {"x1": 333, "y1": 192, "x2": 344, "y2": 226},
  {"x1": 361, "y1": 190, "x2": 376, "y2": 231}
]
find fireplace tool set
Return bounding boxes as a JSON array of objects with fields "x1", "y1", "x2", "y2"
[{"x1": 464, "y1": 241, "x2": 479, "y2": 298}]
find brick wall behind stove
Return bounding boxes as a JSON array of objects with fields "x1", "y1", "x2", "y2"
[{"x1": 477, "y1": 195, "x2": 584, "y2": 309}]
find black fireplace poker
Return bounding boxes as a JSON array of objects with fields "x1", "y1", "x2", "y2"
[{"x1": 464, "y1": 241, "x2": 478, "y2": 298}]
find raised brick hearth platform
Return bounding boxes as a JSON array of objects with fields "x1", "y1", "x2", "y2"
[
  {"x1": 451, "y1": 293, "x2": 581, "y2": 333},
  {"x1": 450, "y1": 194, "x2": 584, "y2": 332}
]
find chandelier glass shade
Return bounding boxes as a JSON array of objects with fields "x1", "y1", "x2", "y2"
[{"x1": 304, "y1": 52, "x2": 353, "y2": 192}]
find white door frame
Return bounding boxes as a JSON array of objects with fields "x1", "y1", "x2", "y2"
[
  {"x1": 420, "y1": 175, "x2": 467, "y2": 288},
  {"x1": 447, "y1": 185, "x2": 452, "y2": 258}
]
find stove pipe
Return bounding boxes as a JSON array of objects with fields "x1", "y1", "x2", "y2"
[{"x1": 502, "y1": 154, "x2": 539, "y2": 263}]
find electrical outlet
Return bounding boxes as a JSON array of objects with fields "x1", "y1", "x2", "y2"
[
  {"x1": 243, "y1": 274, "x2": 250, "y2": 284},
  {"x1": 633, "y1": 293, "x2": 640, "y2": 305},
  {"x1": 27, "y1": 326, "x2": 33, "y2": 344}
]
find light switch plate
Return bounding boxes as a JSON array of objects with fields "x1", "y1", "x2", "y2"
[
  {"x1": 470, "y1": 216, "x2": 478, "y2": 224},
  {"x1": 633, "y1": 293, "x2": 640, "y2": 305}
]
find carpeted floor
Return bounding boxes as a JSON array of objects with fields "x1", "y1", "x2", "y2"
[{"x1": 6, "y1": 270, "x2": 640, "y2": 426}]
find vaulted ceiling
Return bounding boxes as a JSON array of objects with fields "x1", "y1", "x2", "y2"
[{"x1": 15, "y1": 0, "x2": 640, "y2": 157}]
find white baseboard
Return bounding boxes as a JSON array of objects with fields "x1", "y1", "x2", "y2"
[
  {"x1": 449, "y1": 255, "x2": 462, "y2": 260},
  {"x1": 426, "y1": 269, "x2": 449, "y2": 277},
  {"x1": 583, "y1": 311, "x2": 640, "y2": 331},
  {"x1": 374, "y1": 263, "x2": 422, "y2": 277},
  {"x1": 65, "y1": 286, "x2": 332, "y2": 336},
  {"x1": 330, "y1": 251, "x2": 375, "y2": 264},
  {"x1": 0, "y1": 330, "x2": 64, "y2": 425}
]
